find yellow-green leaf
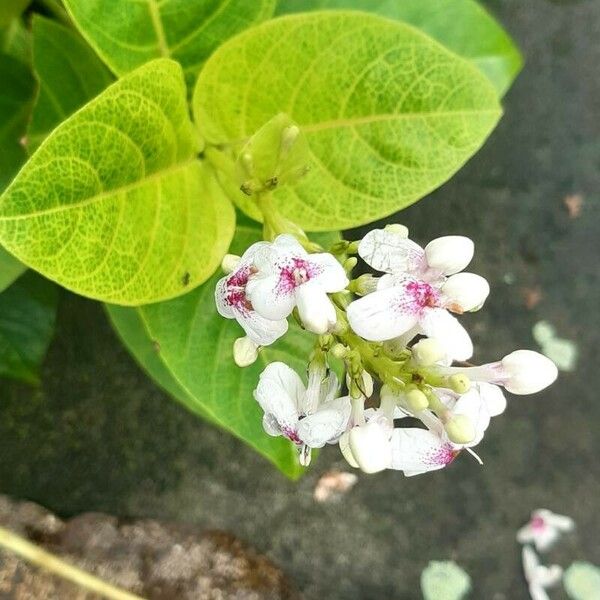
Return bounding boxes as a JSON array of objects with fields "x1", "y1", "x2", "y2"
[
  {"x1": 194, "y1": 12, "x2": 502, "y2": 230},
  {"x1": 63, "y1": 0, "x2": 276, "y2": 86},
  {"x1": 0, "y1": 59, "x2": 235, "y2": 305}
]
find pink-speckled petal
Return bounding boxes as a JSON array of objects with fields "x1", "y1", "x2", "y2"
[
  {"x1": 358, "y1": 228, "x2": 425, "y2": 274},
  {"x1": 390, "y1": 428, "x2": 457, "y2": 476},
  {"x1": 234, "y1": 307, "x2": 288, "y2": 347},
  {"x1": 308, "y1": 253, "x2": 349, "y2": 292}
]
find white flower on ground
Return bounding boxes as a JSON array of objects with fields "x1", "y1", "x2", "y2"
[
  {"x1": 215, "y1": 242, "x2": 288, "y2": 347},
  {"x1": 348, "y1": 227, "x2": 488, "y2": 361},
  {"x1": 517, "y1": 509, "x2": 575, "y2": 552},
  {"x1": 245, "y1": 234, "x2": 348, "y2": 334},
  {"x1": 254, "y1": 362, "x2": 351, "y2": 465},
  {"x1": 522, "y1": 546, "x2": 563, "y2": 600}
]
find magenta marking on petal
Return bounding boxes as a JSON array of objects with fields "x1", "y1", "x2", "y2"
[
  {"x1": 275, "y1": 257, "x2": 323, "y2": 296},
  {"x1": 425, "y1": 443, "x2": 458, "y2": 467},
  {"x1": 224, "y1": 265, "x2": 254, "y2": 313},
  {"x1": 392, "y1": 279, "x2": 440, "y2": 315},
  {"x1": 531, "y1": 516, "x2": 546, "y2": 531},
  {"x1": 282, "y1": 426, "x2": 302, "y2": 444}
]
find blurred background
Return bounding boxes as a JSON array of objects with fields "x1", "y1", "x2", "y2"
[{"x1": 0, "y1": 0, "x2": 598, "y2": 597}]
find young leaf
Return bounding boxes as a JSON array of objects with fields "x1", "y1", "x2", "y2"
[
  {"x1": 106, "y1": 222, "x2": 340, "y2": 479},
  {"x1": 194, "y1": 12, "x2": 502, "y2": 231},
  {"x1": 0, "y1": 272, "x2": 58, "y2": 384},
  {"x1": 0, "y1": 59, "x2": 235, "y2": 305},
  {"x1": 0, "y1": 246, "x2": 25, "y2": 292},
  {"x1": 27, "y1": 16, "x2": 114, "y2": 150},
  {"x1": 63, "y1": 0, "x2": 276, "y2": 86},
  {"x1": 276, "y1": 0, "x2": 522, "y2": 97}
]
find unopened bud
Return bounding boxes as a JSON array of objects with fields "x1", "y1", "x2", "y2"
[
  {"x1": 343, "y1": 257, "x2": 358, "y2": 272},
  {"x1": 411, "y1": 338, "x2": 445, "y2": 366},
  {"x1": 346, "y1": 241, "x2": 360, "y2": 254},
  {"x1": 233, "y1": 336, "x2": 258, "y2": 367},
  {"x1": 346, "y1": 370, "x2": 373, "y2": 398},
  {"x1": 339, "y1": 432, "x2": 359, "y2": 468},
  {"x1": 442, "y1": 273, "x2": 490, "y2": 312},
  {"x1": 384, "y1": 223, "x2": 409, "y2": 238},
  {"x1": 349, "y1": 274, "x2": 379, "y2": 296},
  {"x1": 348, "y1": 422, "x2": 392, "y2": 473},
  {"x1": 405, "y1": 389, "x2": 429, "y2": 412},
  {"x1": 331, "y1": 343, "x2": 349, "y2": 359},
  {"x1": 448, "y1": 373, "x2": 471, "y2": 394},
  {"x1": 500, "y1": 350, "x2": 558, "y2": 394},
  {"x1": 444, "y1": 414, "x2": 476, "y2": 444},
  {"x1": 221, "y1": 254, "x2": 241, "y2": 274}
]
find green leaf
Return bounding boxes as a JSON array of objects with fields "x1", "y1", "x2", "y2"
[
  {"x1": 420, "y1": 561, "x2": 472, "y2": 600},
  {"x1": 27, "y1": 16, "x2": 114, "y2": 150},
  {"x1": 0, "y1": 0, "x2": 29, "y2": 28},
  {"x1": 194, "y1": 12, "x2": 502, "y2": 231},
  {"x1": 63, "y1": 0, "x2": 276, "y2": 86},
  {"x1": 564, "y1": 562, "x2": 600, "y2": 600},
  {"x1": 0, "y1": 53, "x2": 35, "y2": 191},
  {"x1": 0, "y1": 271, "x2": 58, "y2": 384},
  {"x1": 107, "y1": 221, "x2": 340, "y2": 478},
  {"x1": 0, "y1": 59, "x2": 235, "y2": 305},
  {"x1": 276, "y1": 0, "x2": 522, "y2": 97},
  {"x1": 0, "y1": 246, "x2": 25, "y2": 292},
  {"x1": 1, "y1": 17, "x2": 32, "y2": 64}
]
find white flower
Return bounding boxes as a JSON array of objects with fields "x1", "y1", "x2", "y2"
[
  {"x1": 517, "y1": 509, "x2": 575, "y2": 552},
  {"x1": 254, "y1": 362, "x2": 351, "y2": 465},
  {"x1": 348, "y1": 227, "x2": 487, "y2": 361},
  {"x1": 215, "y1": 242, "x2": 288, "y2": 347},
  {"x1": 390, "y1": 428, "x2": 459, "y2": 477},
  {"x1": 446, "y1": 350, "x2": 558, "y2": 395},
  {"x1": 522, "y1": 546, "x2": 563, "y2": 600},
  {"x1": 245, "y1": 234, "x2": 348, "y2": 334}
]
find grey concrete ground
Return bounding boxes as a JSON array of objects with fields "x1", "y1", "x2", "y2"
[{"x1": 0, "y1": 0, "x2": 599, "y2": 597}]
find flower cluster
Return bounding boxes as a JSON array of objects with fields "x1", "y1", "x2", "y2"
[{"x1": 215, "y1": 224, "x2": 558, "y2": 474}]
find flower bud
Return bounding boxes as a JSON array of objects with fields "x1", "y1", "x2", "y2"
[
  {"x1": 349, "y1": 274, "x2": 379, "y2": 296},
  {"x1": 442, "y1": 272, "x2": 490, "y2": 312},
  {"x1": 500, "y1": 350, "x2": 558, "y2": 394},
  {"x1": 384, "y1": 223, "x2": 409, "y2": 238},
  {"x1": 339, "y1": 432, "x2": 359, "y2": 468},
  {"x1": 444, "y1": 414, "x2": 476, "y2": 444},
  {"x1": 411, "y1": 338, "x2": 445, "y2": 366},
  {"x1": 448, "y1": 373, "x2": 471, "y2": 394},
  {"x1": 348, "y1": 422, "x2": 392, "y2": 473},
  {"x1": 296, "y1": 287, "x2": 337, "y2": 334},
  {"x1": 331, "y1": 343, "x2": 349, "y2": 359},
  {"x1": 221, "y1": 254, "x2": 241, "y2": 274},
  {"x1": 343, "y1": 257, "x2": 358, "y2": 272},
  {"x1": 405, "y1": 389, "x2": 429, "y2": 412},
  {"x1": 233, "y1": 336, "x2": 258, "y2": 367},
  {"x1": 424, "y1": 236, "x2": 474, "y2": 275}
]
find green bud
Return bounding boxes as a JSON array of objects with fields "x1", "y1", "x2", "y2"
[
  {"x1": 411, "y1": 338, "x2": 445, "y2": 366},
  {"x1": 444, "y1": 415, "x2": 476, "y2": 444},
  {"x1": 448, "y1": 373, "x2": 471, "y2": 394},
  {"x1": 235, "y1": 113, "x2": 310, "y2": 194},
  {"x1": 384, "y1": 223, "x2": 409, "y2": 237},
  {"x1": 405, "y1": 389, "x2": 429, "y2": 412},
  {"x1": 343, "y1": 257, "x2": 358, "y2": 273},
  {"x1": 330, "y1": 240, "x2": 350, "y2": 254},
  {"x1": 331, "y1": 343, "x2": 348, "y2": 359},
  {"x1": 346, "y1": 241, "x2": 360, "y2": 254}
]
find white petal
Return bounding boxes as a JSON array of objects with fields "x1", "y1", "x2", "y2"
[
  {"x1": 215, "y1": 275, "x2": 235, "y2": 318},
  {"x1": 246, "y1": 272, "x2": 296, "y2": 320},
  {"x1": 339, "y1": 432, "x2": 359, "y2": 468},
  {"x1": 358, "y1": 228, "x2": 425, "y2": 274},
  {"x1": 297, "y1": 396, "x2": 352, "y2": 448},
  {"x1": 295, "y1": 282, "x2": 337, "y2": 334},
  {"x1": 390, "y1": 428, "x2": 457, "y2": 476},
  {"x1": 262, "y1": 413, "x2": 282, "y2": 437},
  {"x1": 347, "y1": 286, "x2": 420, "y2": 341},
  {"x1": 522, "y1": 545, "x2": 541, "y2": 581},
  {"x1": 348, "y1": 421, "x2": 393, "y2": 473},
  {"x1": 420, "y1": 307, "x2": 473, "y2": 361},
  {"x1": 308, "y1": 253, "x2": 349, "y2": 292},
  {"x1": 254, "y1": 362, "x2": 305, "y2": 439},
  {"x1": 536, "y1": 509, "x2": 575, "y2": 532},
  {"x1": 441, "y1": 272, "x2": 490, "y2": 312},
  {"x1": 272, "y1": 233, "x2": 307, "y2": 257},
  {"x1": 424, "y1": 235, "x2": 474, "y2": 275},
  {"x1": 476, "y1": 382, "x2": 507, "y2": 417},
  {"x1": 529, "y1": 583, "x2": 550, "y2": 600},
  {"x1": 234, "y1": 307, "x2": 288, "y2": 346}
]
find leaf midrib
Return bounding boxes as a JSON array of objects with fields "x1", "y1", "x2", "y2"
[{"x1": 0, "y1": 159, "x2": 199, "y2": 221}]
